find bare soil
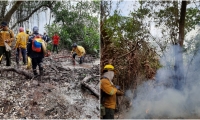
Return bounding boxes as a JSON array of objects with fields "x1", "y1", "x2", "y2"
[{"x1": 0, "y1": 50, "x2": 100, "y2": 119}]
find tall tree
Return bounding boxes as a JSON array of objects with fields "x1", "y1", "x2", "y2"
[
  {"x1": 178, "y1": 1, "x2": 187, "y2": 46},
  {"x1": 45, "y1": 0, "x2": 100, "y2": 54},
  {"x1": 0, "y1": 1, "x2": 56, "y2": 30},
  {"x1": 174, "y1": 1, "x2": 187, "y2": 90}
]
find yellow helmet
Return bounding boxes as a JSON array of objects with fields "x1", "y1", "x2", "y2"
[{"x1": 104, "y1": 64, "x2": 114, "y2": 71}]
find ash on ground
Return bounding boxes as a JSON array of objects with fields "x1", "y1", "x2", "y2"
[{"x1": 0, "y1": 50, "x2": 100, "y2": 119}]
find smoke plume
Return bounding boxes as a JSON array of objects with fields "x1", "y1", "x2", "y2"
[{"x1": 125, "y1": 45, "x2": 200, "y2": 119}]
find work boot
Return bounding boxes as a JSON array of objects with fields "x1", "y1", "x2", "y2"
[
  {"x1": 39, "y1": 69, "x2": 43, "y2": 76},
  {"x1": 16, "y1": 62, "x2": 19, "y2": 68},
  {"x1": 38, "y1": 63, "x2": 43, "y2": 76},
  {"x1": 79, "y1": 57, "x2": 83, "y2": 64},
  {"x1": 33, "y1": 69, "x2": 38, "y2": 76}
]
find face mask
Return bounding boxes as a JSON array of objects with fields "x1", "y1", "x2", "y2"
[{"x1": 103, "y1": 71, "x2": 115, "y2": 81}]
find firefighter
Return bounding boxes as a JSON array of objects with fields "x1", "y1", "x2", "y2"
[
  {"x1": 101, "y1": 64, "x2": 124, "y2": 119},
  {"x1": 71, "y1": 43, "x2": 86, "y2": 64},
  {"x1": 14, "y1": 27, "x2": 29, "y2": 65},
  {"x1": 0, "y1": 21, "x2": 14, "y2": 66},
  {"x1": 27, "y1": 26, "x2": 45, "y2": 76}
]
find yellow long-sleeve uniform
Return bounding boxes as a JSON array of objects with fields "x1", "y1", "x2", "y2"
[
  {"x1": 15, "y1": 32, "x2": 29, "y2": 49},
  {"x1": 72, "y1": 45, "x2": 86, "y2": 57},
  {"x1": 0, "y1": 29, "x2": 14, "y2": 46},
  {"x1": 101, "y1": 78, "x2": 123, "y2": 109}
]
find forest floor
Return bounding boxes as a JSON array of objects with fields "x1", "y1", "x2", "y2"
[{"x1": 0, "y1": 50, "x2": 100, "y2": 119}]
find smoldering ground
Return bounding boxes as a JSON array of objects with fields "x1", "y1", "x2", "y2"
[{"x1": 125, "y1": 45, "x2": 200, "y2": 119}]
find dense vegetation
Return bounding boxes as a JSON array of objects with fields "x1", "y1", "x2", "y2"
[
  {"x1": 45, "y1": 1, "x2": 100, "y2": 55},
  {"x1": 101, "y1": 1, "x2": 200, "y2": 90},
  {"x1": 0, "y1": 1, "x2": 100, "y2": 55}
]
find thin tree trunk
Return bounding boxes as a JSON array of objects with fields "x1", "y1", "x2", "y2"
[
  {"x1": 174, "y1": 1, "x2": 187, "y2": 90},
  {"x1": 178, "y1": 1, "x2": 187, "y2": 47},
  {"x1": 49, "y1": 9, "x2": 51, "y2": 25}
]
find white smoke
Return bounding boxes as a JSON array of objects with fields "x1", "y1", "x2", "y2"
[{"x1": 125, "y1": 45, "x2": 200, "y2": 119}]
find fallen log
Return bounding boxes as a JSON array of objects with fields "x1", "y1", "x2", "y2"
[
  {"x1": 81, "y1": 75, "x2": 99, "y2": 98},
  {"x1": 82, "y1": 75, "x2": 92, "y2": 82},
  {"x1": 52, "y1": 55, "x2": 71, "y2": 59},
  {"x1": 0, "y1": 67, "x2": 66, "y2": 81},
  {"x1": 0, "y1": 67, "x2": 33, "y2": 79}
]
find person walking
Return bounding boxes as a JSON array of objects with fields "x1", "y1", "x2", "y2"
[
  {"x1": 42, "y1": 32, "x2": 50, "y2": 43},
  {"x1": 0, "y1": 21, "x2": 14, "y2": 66},
  {"x1": 27, "y1": 26, "x2": 45, "y2": 76},
  {"x1": 100, "y1": 64, "x2": 124, "y2": 119},
  {"x1": 71, "y1": 43, "x2": 86, "y2": 64},
  {"x1": 52, "y1": 32, "x2": 60, "y2": 54},
  {"x1": 14, "y1": 27, "x2": 29, "y2": 65}
]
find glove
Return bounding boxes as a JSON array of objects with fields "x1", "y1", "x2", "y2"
[
  {"x1": 116, "y1": 90, "x2": 124, "y2": 96},
  {"x1": 5, "y1": 39, "x2": 9, "y2": 43},
  {"x1": 115, "y1": 85, "x2": 120, "y2": 90}
]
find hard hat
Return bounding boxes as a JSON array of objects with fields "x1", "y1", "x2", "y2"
[
  {"x1": 71, "y1": 43, "x2": 77, "y2": 47},
  {"x1": 1, "y1": 21, "x2": 7, "y2": 27},
  {"x1": 19, "y1": 27, "x2": 24, "y2": 32},
  {"x1": 26, "y1": 29, "x2": 30, "y2": 32},
  {"x1": 33, "y1": 26, "x2": 39, "y2": 33},
  {"x1": 104, "y1": 64, "x2": 114, "y2": 71}
]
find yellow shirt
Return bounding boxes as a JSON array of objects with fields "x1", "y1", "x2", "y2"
[
  {"x1": 72, "y1": 45, "x2": 86, "y2": 57},
  {"x1": 0, "y1": 29, "x2": 14, "y2": 46},
  {"x1": 101, "y1": 78, "x2": 118, "y2": 109},
  {"x1": 15, "y1": 32, "x2": 29, "y2": 49}
]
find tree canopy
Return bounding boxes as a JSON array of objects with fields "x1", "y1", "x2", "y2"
[
  {"x1": 45, "y1": 1, "x2": 100, "y2": 54},
  {"x1": 100, "y1": 0, "x2": 200, "y2": 89},
  {"x1": 0, "y1": 0, "x2": 100, "y2": 54}
]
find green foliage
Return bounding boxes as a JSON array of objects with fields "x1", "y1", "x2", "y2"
[
  {"x1": 46, "y1": 43, "x2": 53, "y2": 51},
  {"x1": 142, "y1": 1, "x2": 200, "y2": 46},
  {"x1": 82, "y1": 26, "x2": 99, "y2": 54},
  {"x1": 44, "y1": 23, "x2": 61, "y2": 37},
  {"x1": 101, "y1": 1, "x2": 160, "y2": 89},
  {"x1": 185, "y1": 8, "x2": 200, "y2": 32},
  {"x1": 45, "y1": 1, "x2": 100, "y2": 55},
  {"x1": 103, "y1": 4, "x2": 151, "y2": 48}
]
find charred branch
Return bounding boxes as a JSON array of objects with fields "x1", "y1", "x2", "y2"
[
  {"x1": 81, "y1": 75, "x2": 99, "y2": 98},
  {"x1": 0, "y1": 67, "x2": 32, "y2": 79}
]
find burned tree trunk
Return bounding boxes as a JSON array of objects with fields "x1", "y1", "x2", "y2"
[
  {"x1": 81, "y1": 75, "x2": 99, "y2": 98},
  {"x1": 0, "y1": 67, "x2": 32, "y2": 79},
  {"x1": 173, "y1": 1, "x2": 187, "y2": 90}
]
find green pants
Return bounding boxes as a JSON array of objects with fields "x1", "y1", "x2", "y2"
[
  {"x1": 103, "y1": 108, "x2": 115, "y2": 119},
  {"x1": 0, "y1": 46, "x2": 11, "y2": 66}
]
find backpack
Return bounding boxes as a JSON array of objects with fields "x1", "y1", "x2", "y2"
[{"x1": 32, "y1": 35, "x2": 43, "y2": 52}]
